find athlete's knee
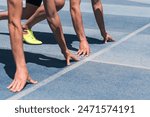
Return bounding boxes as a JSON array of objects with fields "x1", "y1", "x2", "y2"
[
  {"x1": 36, "y1": 5, "x2": 45, "y2": 15},
  {"x1": 55, "y1": 0, "x2": 65, "y2": 11}
]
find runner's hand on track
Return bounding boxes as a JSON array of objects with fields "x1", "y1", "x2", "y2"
[
  {"x1": 7, "y1": 69, "x2": 37, "y2": 92},
  {"x1": 62, "y1": 50, "x2": 79, "y2": 66},
  {"x1": 77, "y1": 40, "x2": 90, "y2": 56},
  {"x1": 103, "y1": 33, "x2": 115, "y2": 43}
]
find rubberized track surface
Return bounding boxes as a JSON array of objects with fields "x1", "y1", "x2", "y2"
[{"x1": 0, "y1": 0, "x2": 150, "y2": 100}]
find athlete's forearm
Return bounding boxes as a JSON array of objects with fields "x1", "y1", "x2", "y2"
[
  {"x1": 91, "y1": 0, "x2": 107, "y2": 37},
  {"x1": 70, "y1": 0, "x2": 87, "y2": 42},
  {"x1": 43, "y1": 0, "x2": 68, "y2": 53},
  {"x1": 7, "y1": 0, "x2": 26, "y2": 69}
]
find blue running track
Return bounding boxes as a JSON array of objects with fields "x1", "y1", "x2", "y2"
[{"x1": 0, "y1": 0, "x2": 150, "y2": 100}]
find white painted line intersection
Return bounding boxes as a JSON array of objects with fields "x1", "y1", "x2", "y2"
[{"x1": 7, "y1": 22, "x2": 150, "y2": 100}]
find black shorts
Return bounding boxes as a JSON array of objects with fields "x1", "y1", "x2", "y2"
[{"x1": 26, "y1": 0, "x2": 42, "y2": 7}]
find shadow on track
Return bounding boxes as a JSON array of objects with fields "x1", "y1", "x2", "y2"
[{"x1": 0, "y1": 49, "x2": 66, "y2": 79}]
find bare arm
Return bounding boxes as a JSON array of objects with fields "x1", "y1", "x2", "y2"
[
  {"x1": 7, "y1": 0, "x2": 37, "y2": 92},
  {"x1": 91, "y1": 0, "x2": 114, "y2": 43},
  {"x1": 43, "y1": 0, "x2": 78, "y2": 65},
  {"x1": 70, "y1": 0, "x2": 90, "y2": 56}
]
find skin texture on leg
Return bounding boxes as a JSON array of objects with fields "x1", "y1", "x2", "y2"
[
  {"x1": 23, "y1": 0, "x2": 65, "y2": 29},
  {"x1": 22, "y1": 0, "x2": 65, "y2": 45},
  {"x1": 43, "y1": 0, "x2": 78, "y2": 65},
  {"x1": 22, "y1": 3, "x2": 40, "y2": 19},
  {"x1": 91, "y1": 0, "x2": 114, "y2": 43},
  {"x1": 23, "y1": 0, "x2": 90, "y2": 56},
  {"x1": 70, "y1": 0, "x2": 90, "y2": 56},
  {"x1": 7, "y1": 0, "x2": 37, "y2": 92},
  {"x1": 23, "y1": 5, "x2": 46, "y2": 29}
]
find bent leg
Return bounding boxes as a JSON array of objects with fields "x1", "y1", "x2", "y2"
[
  {"x1": 22, "y1": 0, "x2": 65, "y2": 45},
  {"x1": 24, "y1": 0, "x2": 65, "y2": 29},
  {"x1": 22, "y1": 3, "x2": 40, "y2": 19}
]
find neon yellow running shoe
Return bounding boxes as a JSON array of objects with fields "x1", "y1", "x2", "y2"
[{"x1": 23, "y1": 29, "x2": 42, "y2": 45}]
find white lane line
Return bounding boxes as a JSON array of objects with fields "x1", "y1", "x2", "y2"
[
  {"x1": 91, "y1": 60, "x2": 150, "y2": 71},
  {"x1": 1, "y1": 1, "x2": 150, "y2": 17},
  {"x1": 7, "y1": 22, "x2": 150, "y2": 100},
  {"x1": 129, "y1": 0, "x2": 150, "y2": 4},
  {"x1": 61, "y1": 1, "x2": 150, "y2": 18}
]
